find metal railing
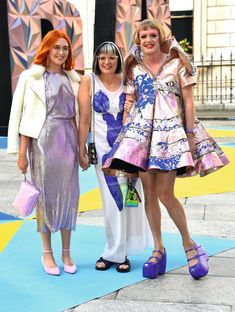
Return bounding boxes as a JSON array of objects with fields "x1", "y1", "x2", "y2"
[{"x1": 192, "y1": 52, "x2": 235, "y2": 106}]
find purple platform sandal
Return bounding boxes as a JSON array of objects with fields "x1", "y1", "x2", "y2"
[
  {"x1": 143, "y1": 249, "x2": 167, "y2": 279},
  {"x1": 185, "y1": 241, "x2": 209, "y2": 279}
]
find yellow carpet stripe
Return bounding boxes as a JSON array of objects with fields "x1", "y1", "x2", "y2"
[
  {"x1": 0, "y1": 220, "x2": 24, "y2": 252},
  {"x1": 78, "y1": 146, "x2": 234, "y2": 211},
  {"x1": 207, "y1": 129, "x2": 235, "y2": 137},
  {"x1": 79, "y1": 188, "x2": 102, "y2": 212},
  {"x1": 175, "y1": 146, "x2": 235, "y2": 197}
]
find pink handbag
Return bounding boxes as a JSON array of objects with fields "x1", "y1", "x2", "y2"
[{"x1": 13, "y1": 175, "x2": 40, "y2": 217}]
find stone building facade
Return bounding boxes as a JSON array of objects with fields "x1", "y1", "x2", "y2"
[{"x1": 193, "y1": 0, "x2": 235, "y2": 109}]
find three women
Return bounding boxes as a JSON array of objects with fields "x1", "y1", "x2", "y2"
[{"x1": 8, "y1": 20, "x2": 228, "y2": 280}]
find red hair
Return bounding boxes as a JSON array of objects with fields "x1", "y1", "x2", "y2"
[{"x1": 33, "y1": 30, "x2": 75, "y2": 70}]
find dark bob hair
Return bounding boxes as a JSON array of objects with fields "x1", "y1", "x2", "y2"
[{"x1": 92, "y1": 41, "x2": 123, "y2": 75}]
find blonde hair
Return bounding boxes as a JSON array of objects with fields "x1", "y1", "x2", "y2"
[{"x1": 133, "y1": 19, "x2": 167, "y2": 46}]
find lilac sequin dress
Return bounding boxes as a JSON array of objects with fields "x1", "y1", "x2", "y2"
[
  {"x1": 103, "y1": 39, "x2": 229, "y2": 176},
  {"x1": 29, "y1": 71, "x2": 79, "y2": 233}
]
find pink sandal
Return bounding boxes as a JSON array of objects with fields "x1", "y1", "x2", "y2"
[
  {"x1": 62, "y1": 249, "x2": 77, "y2": 274},
  {"x1": 41, "y1": 250, "x2": 60, "y2": 276}
]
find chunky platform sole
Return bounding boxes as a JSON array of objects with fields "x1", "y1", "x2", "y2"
[
  {"x1": 142, "y1": 249, "x2": 167, "y2": 279},
  {"x1": 186, "y1": 241, "x2": 209, "y2": 280}
]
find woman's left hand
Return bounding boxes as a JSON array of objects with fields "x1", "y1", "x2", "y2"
[
  {"x1": 79, "y1": 150, "x2": 90, "y2": 170},
  {"x1": 17, "y1": 154, "x2": 28, "y2": 174}
]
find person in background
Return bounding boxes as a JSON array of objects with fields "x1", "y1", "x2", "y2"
[
  {"x1": 103, "y1": 19, "x2": 229, "y2": 279},
  {"x1": 8, "y1": 30, "x2": 80, "y2": 276},
  {"x1": 78, "y1": 41, "x2": 151, "y2": 273}
]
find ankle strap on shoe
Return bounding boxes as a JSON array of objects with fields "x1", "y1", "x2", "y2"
[
  {"x1": 185, "y1": 244, "x2": 201, "y2": 253},
  {"x1": 187, "y1": 252, "x2": 206, "y2": 262},
  {"x1": 153, "y1": 249, "x2": 165, "y2": 256},
  {"x1": 43, "y1": 250, "x2": 53, "y2": 254},
  {"x1": 149, "y1": 256, "x2": 160, "y2": 261},
  {"x1": 62, "y1": 249, "x2": 70, "y2": 252}
]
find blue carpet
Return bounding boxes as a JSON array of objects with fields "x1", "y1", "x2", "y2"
[
  {"x1": 0, "y1": 136, "x2": 7, "y2": 149},
  {"x1": 206, "y1": 126, "x2": 235, "y2": 130},
  {"x1": 79, "y1": 166, "x2": 98, "y2": 194},
  {"x1": 0, "y1": 220, "x2": 235, "y2": 312},
  {"x1": 0, "y1": 211, "x2": 22, "y2": 220},
  {"x1": 221, "y1": 142, "x2": 235, "y2": 148}
]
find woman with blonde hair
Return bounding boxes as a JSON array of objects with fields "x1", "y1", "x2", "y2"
[
  {"x1": 8, "y1": 30, "x2": 80, "y2": 275},
  {"x1": 103, "y1": 19, "x2": 229, "y2": 279}
]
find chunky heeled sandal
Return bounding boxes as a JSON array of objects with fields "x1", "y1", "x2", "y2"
[
  {"x1": 143, "y1": 249, "x2": 167, "y2": 279},
  {"x1": 95, "y1": 257, "x2": 114, "y2": 271},
  {"x1": 185, "y1": 241, "x2": 209, "y2": 280},
  {"x1": 62, "y1": 249, "x2": 77, "y2": 274},
  {"x1": 41, "y1": 250, "x2": 60, "y2": 276},
  {"x1": 116, "y1": 257, "x2": 131, "y2": 273}
]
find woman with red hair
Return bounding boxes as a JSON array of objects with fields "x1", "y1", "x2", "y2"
[{"x1": 8, "y1": 30, "x2": 80, "y2": 275}]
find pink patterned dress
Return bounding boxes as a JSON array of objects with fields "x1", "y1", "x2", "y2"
[{"x1": 103, "y1": 39, "x2": 229, "y2": 177}]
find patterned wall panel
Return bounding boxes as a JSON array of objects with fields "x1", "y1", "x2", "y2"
[
  {"x1": 146, "y1": 0, "x2": 171, "y2": 35},
  {"x1": 115, "y1": 0, "x2": 171, "y2": 58},
  {"x1": 7, "y1": 0, "x2": 84, "y2": 92}
]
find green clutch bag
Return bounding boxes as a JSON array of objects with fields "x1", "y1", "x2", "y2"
[{"x1": 125, "y1": 179, "x2": 141, "y2": 208}]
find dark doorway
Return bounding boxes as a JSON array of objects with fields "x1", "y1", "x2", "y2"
[
  {"x1": 41, "y1": 19, "x2": 53, "y2": 38},
  {"x1": 94, "y1": 0, "x2": 117, "y2": 51},
  {"x1": 170, "y1": 10, "x2": 193, "y2": 53},
  {"x1": 0, "y1": 0, "x2": 12, "y2": 136}
]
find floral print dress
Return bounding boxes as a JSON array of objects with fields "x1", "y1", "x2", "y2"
[
  {"x1": 103, "y1": 39, "x2": 229, "y2": 177},
  {"x1": 90, "y1": 74, "x2": 152, "y2": 263}
]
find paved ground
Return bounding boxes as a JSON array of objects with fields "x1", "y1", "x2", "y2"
[{"x1": 0, "y1": 119, "x2": 235, "y2": 312}]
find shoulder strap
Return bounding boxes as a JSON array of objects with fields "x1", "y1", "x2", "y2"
[{"x1": 90, "y1": 73, "x2": 95, "y2": 143}]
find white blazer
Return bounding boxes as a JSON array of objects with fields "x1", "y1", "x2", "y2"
[{"x1": 7, "y1": 64, "x2": 80, "y2": 154}]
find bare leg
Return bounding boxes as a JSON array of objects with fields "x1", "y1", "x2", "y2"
[
  {"x1": 40, "y1": 230, "x2": 58, "y2": 268},
  {"x1": 60, "y1": 229, "x2": 74, "y2": 266},
  {"x1": 140, "y1": 172, "x2": 164, "y2": 261},
  {"x1": 155, "y1": 170, "x2": 197, "y2": 265}
]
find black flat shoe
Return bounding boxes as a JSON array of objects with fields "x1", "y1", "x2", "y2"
[
  {"x1": 116, "y1": 258, "x2": 131, "y2": 273},
  {"x1": 95, "y1": 257, "x2": 114, "y2": 271}
]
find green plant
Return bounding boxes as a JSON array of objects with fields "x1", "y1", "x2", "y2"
[{"x1": 179, "y1": 38, "x2": 192, "y2": 53}]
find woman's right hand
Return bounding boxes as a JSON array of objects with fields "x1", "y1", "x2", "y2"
[
  {"x1": 79, "y1": 150, "x2": 90, "y2": 171},
  {"x1": 187, "y1": 134, "x2": 196, "y2": 156},
  {"x1": 124, "y1": 99, "x2": 134, "y2": 113},
  {"x1": 17, "y1": 154, "x2": 28, "y2": 174}
]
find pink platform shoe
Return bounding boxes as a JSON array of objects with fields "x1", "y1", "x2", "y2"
[
  {"x1": 41, "y1": 250, "x2": 60, "y2": 276},
  {"x1": 62, "y1": 249, "x2": 77, "y2": 274},
  {"x1": 143, "y1": 249, "x2": 167, "y2": 279},
  {"x1": 185, "y1": 241, "x2": 209, "y2": 279}
]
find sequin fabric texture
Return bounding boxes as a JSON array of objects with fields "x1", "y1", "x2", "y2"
[
  {"x1": 29, "y1": 71, "x2": 79, "y2": 232},
  {"x1": 103, "y1": 40, "x2": 229, "y2": 177}
]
